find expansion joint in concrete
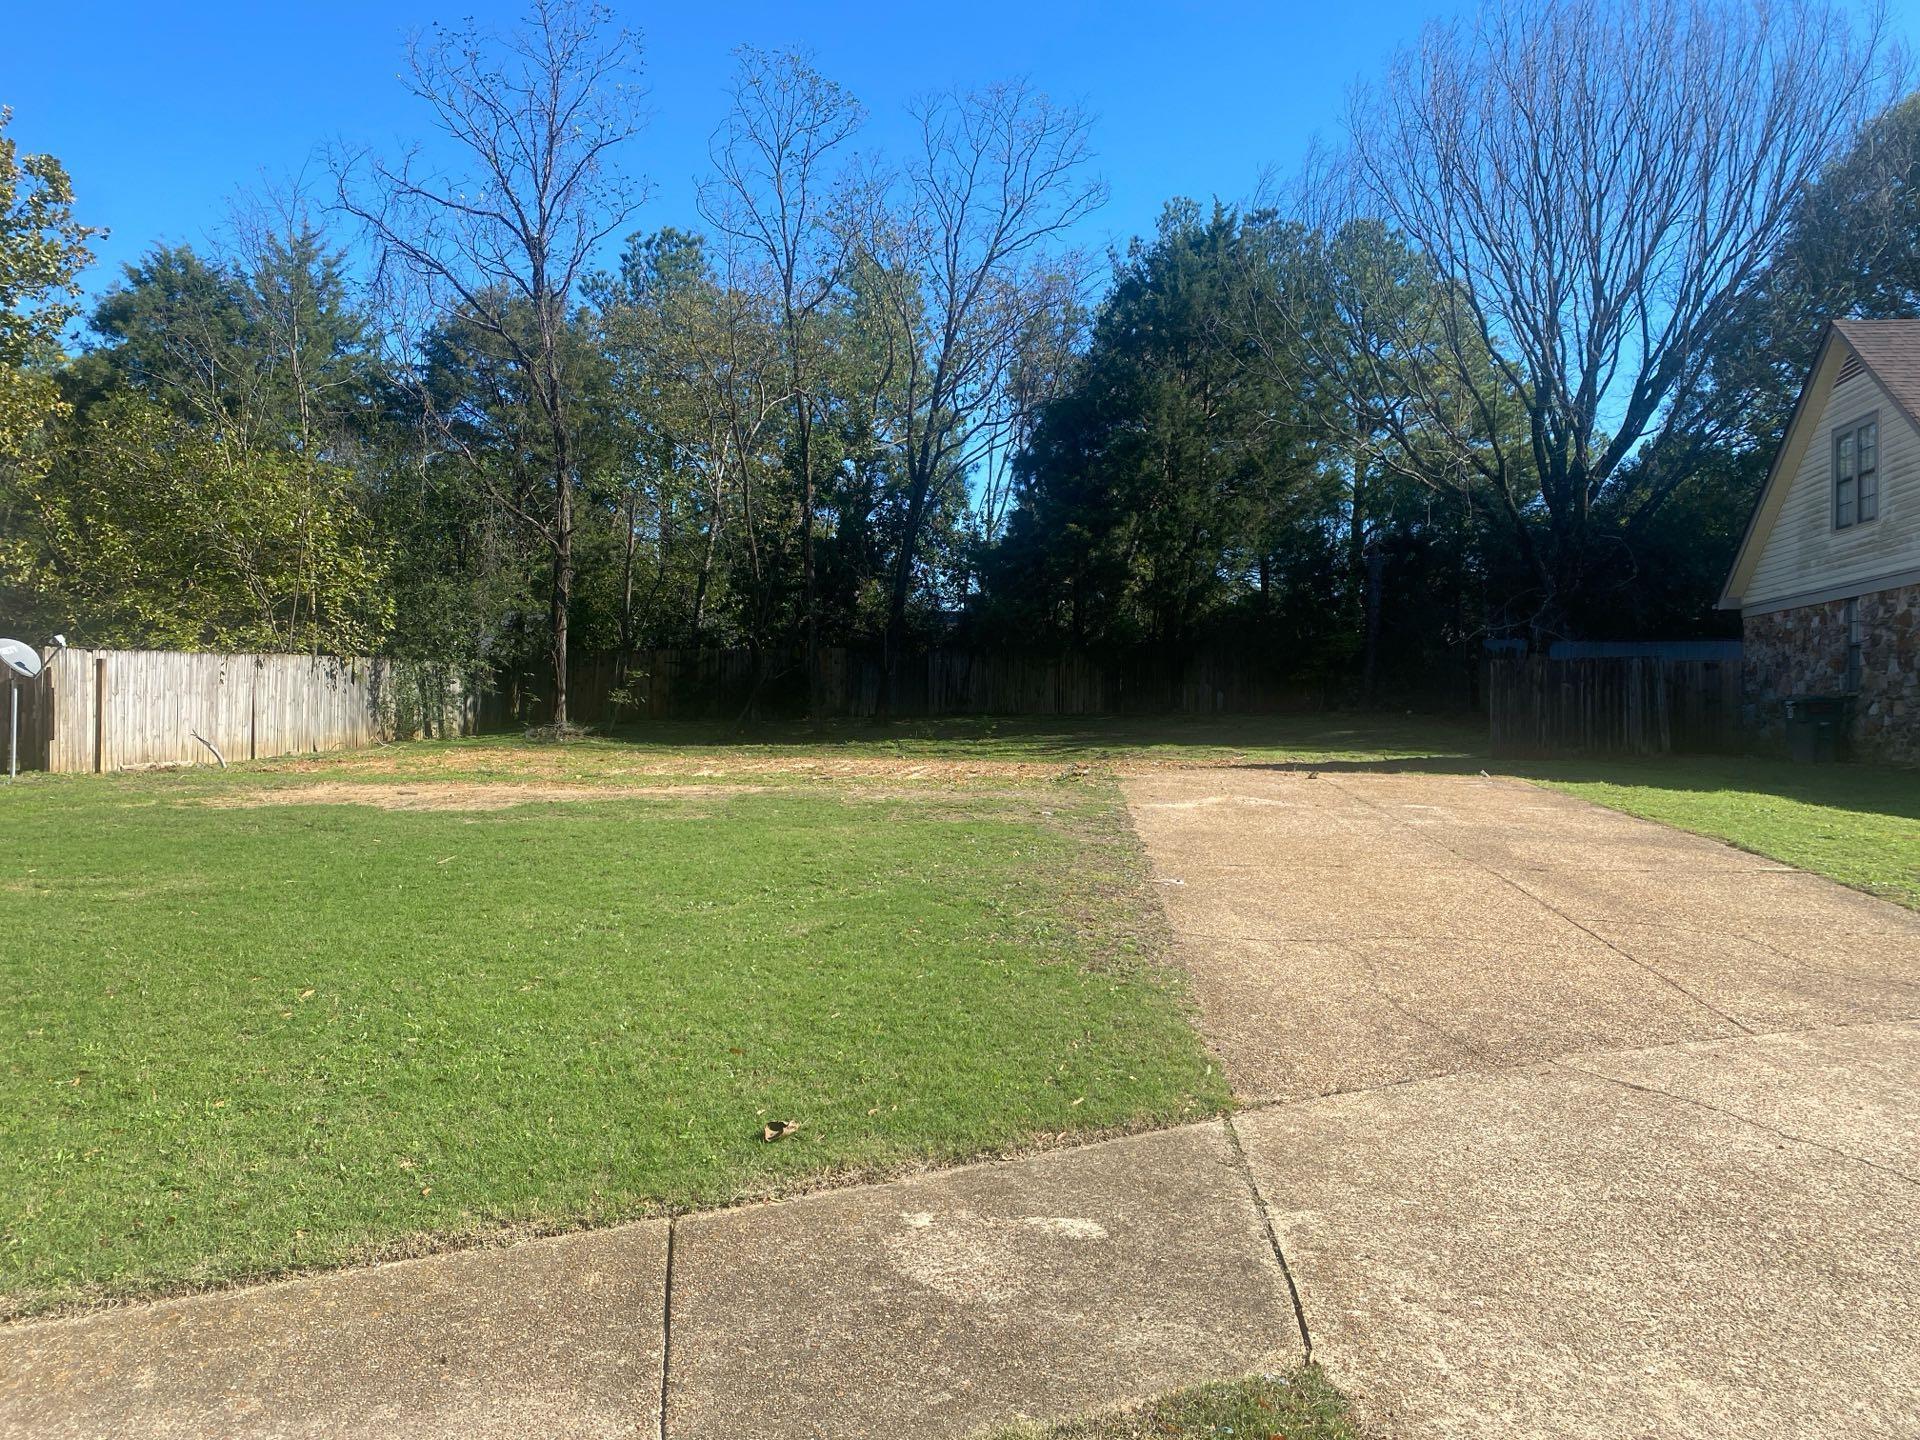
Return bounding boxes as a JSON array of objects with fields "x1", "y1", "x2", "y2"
[
  {"x1": 1222, "y1": 1115, "x2": 1313, "y2": 1362},
  {"x1": 657, "y1": 1216, "x2": 678, "y2": 1440}
]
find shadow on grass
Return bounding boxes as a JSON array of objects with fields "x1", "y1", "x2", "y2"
[
  {"x1": 1251, "y1": 750, "x2": 1920, "y2": 824},
  {"x1": 547, "y1": 710, "x2": 1492, "y2": 761},
  {"x1": 472, "y1": 709, "x2": 1920, "y2": 832}
]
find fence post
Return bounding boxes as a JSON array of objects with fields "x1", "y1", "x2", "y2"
[{"x1": 93, "y1": 656, "x2": 107, "y2": 774}]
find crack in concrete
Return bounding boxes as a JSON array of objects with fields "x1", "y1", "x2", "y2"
[
  {"x1": 1321, "y1": 774, "x2": 1761, "y2": 1039},
  {"x1": 1214, "y1": 1016, "x2": 1920, "y2": 1116},
  {"x1": 1740, "y1": 931, "x2": 1920, "y2": 996},
  {"x1": 1335, "y1": 939, "x2": 1501, "y2": 1065},
  {"x1": 1553, "y1": 1057, "x2": 1920, "y2": 1190},
  {"x1": 1221, "y1": 1116, "x2": 1314, "y2": 1364}
]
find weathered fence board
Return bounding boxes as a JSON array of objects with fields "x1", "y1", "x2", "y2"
[
  {"x1": 493, "y1": 645, "x2": 1332, "y2": 725},
  {"x1": 1489, "y1": 656, "x2": 1745, "y2": 758},
  {"x1": 9, "y1": 648, "x2": 477, "y2": 773}
]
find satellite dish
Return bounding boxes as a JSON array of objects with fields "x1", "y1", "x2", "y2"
[{"x1": 0, "y1": 639, "x2": 43, "y2": 682}]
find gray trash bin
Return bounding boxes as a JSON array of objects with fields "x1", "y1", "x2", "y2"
[{"x1": 1782, "y1": 695, "x2": 1848, "y2": 763}]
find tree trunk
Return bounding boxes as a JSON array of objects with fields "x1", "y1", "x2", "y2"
[
  {"x1": 1362, "y1": 539, "x2": 1385, "y2": 705},
  {"x1": 879, "y1": 472, "x2": 933, "y2": 716},
  {"x1": 1347, "y1": 455, "x2": 1368, "y2": 654},
  {"x1": 550, "y1": 448, "x2": 573, "y2": 729},
  {"x1": 690, "y1": 511, "x2": 719, "y2": 645},
  {"x1": 785, "y1": 304, "x2": 821, "y2": 723},
  {"x1": 610, "y1": 489, "x2": 639, "y2": 726}
]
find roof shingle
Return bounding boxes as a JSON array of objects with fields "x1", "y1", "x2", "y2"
[{"x1": 1832, "y1": 319, "x2": 1920, "y2": 430}]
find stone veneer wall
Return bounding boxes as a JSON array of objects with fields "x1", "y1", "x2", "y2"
[{"x1": 1742, "y1": 579, "x2": 1920, "y2": 765}]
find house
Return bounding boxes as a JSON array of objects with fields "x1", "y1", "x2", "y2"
[{"x1": 1721, "y1": 319, "x2": 1920, "y2": 764}]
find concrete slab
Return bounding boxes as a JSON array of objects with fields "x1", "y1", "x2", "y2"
[
  {"x1": 1148, "y1": 828, "x2": 1472, "y2": 873},
  {"x1": 1168, "y1": 932, "x2": 1735, "y2": 1102},
  {"x1": 1709, "y1": 923, "x2": 1920, "y2": 975},
  {"x1": 1505, "y1": 865, "x2": 1920, "y2": 941},
  {"x1": 1153, "y1": 861, "x2": 1575, "y2": 944},
  {"x1": 1125, "y1": 774, "x2": 1456, "y2": 871},
  {"x1": 1343, "y1": 935, "x2": 1735, "y2": 1059},
  {"x1": 1420, "y1": 823, "x2": 1794, "y2": 875},
  {"x1": 663, "y1": 1121, "x2": 1298, "y2": 1440},
  {"x1": 1127, "y1": 769, "x2": 1920, "y2": 1100},
  {"x1": 0, "y1": 1225, "x2": 667, "y2": 1440},
  {"x1": 1124, "y1": 770, "x2": 1388, "y2": 823},
  {"x1": 1310, "y1": 777, "x2": 1791, "y2": 875},
  {"x1": 1237, "y1": 1059, "x2": 1920, "y2": 1440},
  {"x1": 1591, "y1": 923, "x2": 1920, "y2": 1031},
  {"x1": 1173, "y1": 938, "x2": 1486, "y2": 1101},
  {"x1": 1566, "y1": 1021, "x2": 1920, "y2": 1178}
]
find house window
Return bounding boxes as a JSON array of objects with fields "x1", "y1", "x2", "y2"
[
  {"x1": 1845, "y1": 597, "x2": 1864, "y2": 692},
  {"x1": 1834, "y1": 415, "x2": 1879, "y2": 528}
]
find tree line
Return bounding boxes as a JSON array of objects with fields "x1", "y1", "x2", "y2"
[{"x1": 1, "y1": 0, "x2": 1914, "y2": 717}]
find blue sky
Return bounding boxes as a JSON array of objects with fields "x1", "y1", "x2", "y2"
[
  {"x1": 4, "y1": 0, "x2": 1481, "y2": 306},
  {"x1": 8, "y1": 0, "x2": 1920, "y2": 311}
]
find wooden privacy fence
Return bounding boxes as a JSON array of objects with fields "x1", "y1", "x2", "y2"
[
  {"x1": 12, "y1": 648, "x2": 477, "y2": 773},
  {"x1": 1488, "y1": 656, "x2": 1746, "y2": 758},
  {"x1": 492, "y1": 645, "x2": 1330, "y2": 725}
]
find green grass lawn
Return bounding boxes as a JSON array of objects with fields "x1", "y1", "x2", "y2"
[
  {"x1": 541, "y1": 711, "x2": 1918, "y2": 909},
  {"x1": 0, "y1": 761, "x2": 1225, "y2": 1317},
  {"x1": 990, "y1": 1368, "x2": 1363, "y2": 1440},
  {"x1": 1528, "y1": 755, "x2": 1920, "y2": 908},
  {"x1": 593, "y1": 712, "x2": 1484, "y2": 765},
  {"x1": 5, "y1": 710, "x2": 1915, "y2": 1317},
  {"x1": 257, "y1": 711, "x2": 1488, "y2": 780}
]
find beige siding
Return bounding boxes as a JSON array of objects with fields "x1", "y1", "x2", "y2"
[{"x1": 1746, "y1": 368, "x2": 1920, "y2": 609}]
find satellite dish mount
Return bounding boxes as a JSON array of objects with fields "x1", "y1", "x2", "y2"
[{"x1": 1, "y1": 639, "x2": 47, "y2": 783}]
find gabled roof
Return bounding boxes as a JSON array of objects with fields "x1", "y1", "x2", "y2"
[
  {"x1": 1719, "y1": 319, "x2": 1920, "y2": 609},
  {"x1": 1830, "y1": 319, "x2": 1920, "y2": 435}
]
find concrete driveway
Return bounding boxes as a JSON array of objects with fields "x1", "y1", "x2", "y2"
[{"x1": 1125, "y1": 767, "x2": 1920, "y2": 1440}]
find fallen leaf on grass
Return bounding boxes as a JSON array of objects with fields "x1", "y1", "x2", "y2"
[{"x1": 761, "y1": 1119, "x2": 801, "y2": 1142}]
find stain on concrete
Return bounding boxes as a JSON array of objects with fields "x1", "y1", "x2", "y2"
[{"x1": 883, "y1": 1210, "x2": 1111, "y2": 1305}]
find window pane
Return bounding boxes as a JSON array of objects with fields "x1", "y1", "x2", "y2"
[
  {"x1": 1860, "y1": 469, "x2": 1879, "y2": 522},
  {"x1": 1838, "y1": 477, "x2": 1856, "y2": 527},
  {"x1": 1838, "y1": 432, "x2": 1855, "y2": 479},
  {"x1": 1859, "y1": 421, "x2": 1876, "y2": 472}
]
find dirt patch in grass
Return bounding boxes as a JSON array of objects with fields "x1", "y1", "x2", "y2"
[
  {"x1": 269, "y1": 747, "x2": 1273, "y2": 787},
  {"x1": 666, "y1": 754, "x2": 1106, "y2": 781},
  {"x1": 202, "y1": 781, "x2": 765, "y2": 811},
  {"x1": 280, "y1": 748, "x2": 1113, "y2": 783}
]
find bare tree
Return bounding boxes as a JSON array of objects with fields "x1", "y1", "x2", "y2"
[
  {"x1": 863, "y1": 81, "x2": 1105, "y2": 686},
  {"x1": 1331, "y1": 0, "x2": 1896, "y2": 633},
  {"x1": 335, "y1": 0, "x2": 646, "y2": 723},
  {"x1": 701, "y1": 49, "x2": 862, "y2": 716},
  {"x1": 970, "y1": 277, "x2": 1090, "y2": 547}
]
